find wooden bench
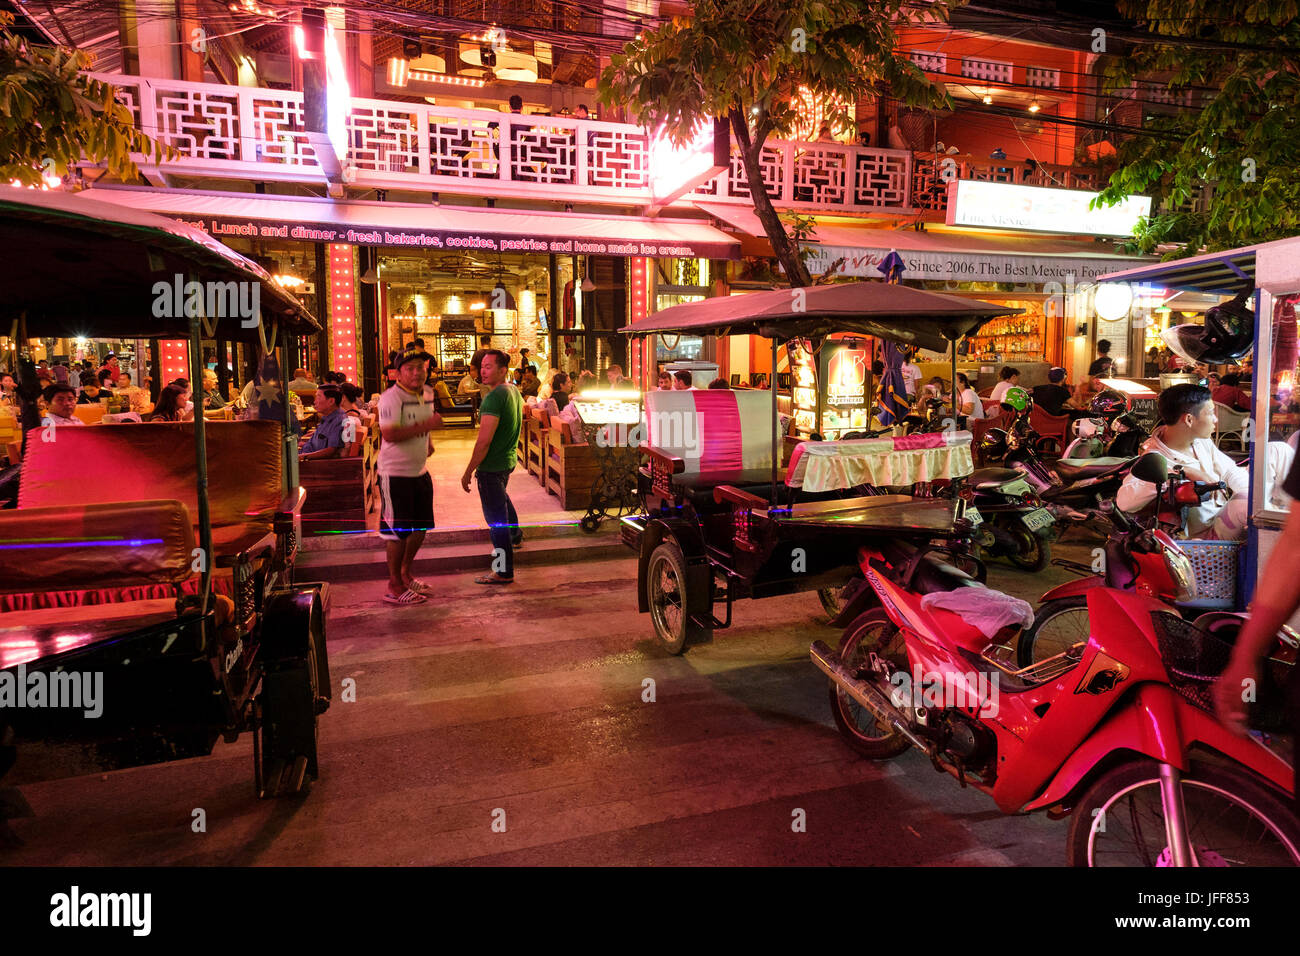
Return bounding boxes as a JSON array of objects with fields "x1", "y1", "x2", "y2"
[{"x1": 544, "y1": 423, "x2": 600, "y2": 509}]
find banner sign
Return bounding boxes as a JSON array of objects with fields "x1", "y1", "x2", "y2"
[
  {"x1": 166, "y1": 215, "x2": 734, "y2": 260},
  {"x1": 801, "y1": 244, "x2": 1143, "y2": 284}
]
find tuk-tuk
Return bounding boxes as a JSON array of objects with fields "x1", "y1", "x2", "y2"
[
  {"x1": 0, "y1": 190, "x2": 330, "y2": 803},
  {"x1": 618, "y1": 282, "x2": 1020, "y2": 654}
]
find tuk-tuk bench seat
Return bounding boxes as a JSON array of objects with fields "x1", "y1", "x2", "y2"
[
  {"x1": 7, "y1": 421, "x2": 298, "y2": 618},
  {"x1": 642, "y1": 390, "x2": 774, "y2": 502}
]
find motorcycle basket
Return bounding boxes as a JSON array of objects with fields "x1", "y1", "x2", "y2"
[
  {"x1": 1177, "y1": 539, "x2": 1241, "y2": 609},
  {"x1": 1150, "y1": 611, "x2": 1230, "y2": 713}
]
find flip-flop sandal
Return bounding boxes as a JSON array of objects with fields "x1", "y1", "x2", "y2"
[
  {"x1": 383, "y1": 589, "x2": 427, "y2": 605},
  {"x1": 474, "y1": 573, "x2": 514, "y2": 585},
  {"x1": 406, "y1": 579, "x2": 435, "y2": 595}
]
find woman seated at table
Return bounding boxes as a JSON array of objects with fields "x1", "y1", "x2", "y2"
[
  {"x1": 340, "y1": 382, "x2": 370, "y2": 425},
  {"x1": 148, "y1": 383, "x2": 189, "y2": 422},
  {"x1": 78, "y1": 371, "x2": 114, "y2": 404},
  {"x1": 954, "y1": 372, "x2": 983, "y2": 418}
]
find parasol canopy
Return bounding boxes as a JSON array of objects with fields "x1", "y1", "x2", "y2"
[
  {"x1": 620, "y1": 282, "x2": 1020, "y2": 352},
  {"x1": 0, "y1": 188, "x2": 319, "y2": 340}
]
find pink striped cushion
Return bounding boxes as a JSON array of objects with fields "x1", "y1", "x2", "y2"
[{"x1": 691, "y1": 391, "x2": 743, "y2": 471}]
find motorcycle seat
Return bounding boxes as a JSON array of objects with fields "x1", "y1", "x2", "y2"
[
  {"x1": 910, "y1": 552, "x2": 983, "y2": 593},
  {"x1": 968, "y1": 467, "x2": 1023, "y2": 490},
  {"x1": 1053, "y1": 456, "x2": 1134, "y2": 483}
]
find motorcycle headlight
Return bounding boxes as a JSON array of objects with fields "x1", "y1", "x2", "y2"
[{"x1": 1163, "y1": 543, "x2": 1197, "y2": 603}]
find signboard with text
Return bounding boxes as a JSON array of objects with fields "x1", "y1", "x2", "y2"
[
  {"x1": 945, "y1": 180, "x2": 1151, "y2": 237},
  {"x1": 801, "y1": 244, "x2": 1143, "y2": 284}
]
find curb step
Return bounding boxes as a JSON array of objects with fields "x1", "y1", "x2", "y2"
[
  {"x1": 298, "y1": 516, "x2": 602, "y2": 551},
  {"x1": 296, "y1": 530, "x2": 627, "y2": 581}
]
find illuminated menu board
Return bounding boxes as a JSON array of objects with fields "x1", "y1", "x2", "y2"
[{"x1": 820, "y1": 340, "x2": 870, "y2": 439}]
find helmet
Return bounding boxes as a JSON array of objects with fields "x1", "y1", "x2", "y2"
[
  {"x1": 1162, "y1": 286, "x2": 1255, "y2": 365},
  {"x1": 1089, "y1": 388, "x2": 1129, "y2": 418},
  {"x1": 1001, "y1": 385, "x2": 1030, "y2": 412},
  {"x1": 980, "y1": 428, "x2": 1009, "y2": 460}
]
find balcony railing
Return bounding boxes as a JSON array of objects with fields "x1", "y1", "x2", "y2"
[{"x1": 96, "y1": 73, "x2": 1112, "y2": 219}]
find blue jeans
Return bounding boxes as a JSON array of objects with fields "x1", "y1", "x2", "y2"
[{"x1": 475, "y1": 468, "x2": 520, "y2": 577}]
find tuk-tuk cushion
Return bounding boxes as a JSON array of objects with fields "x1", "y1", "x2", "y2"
[
  {"x1": 18, "y1": 420, "x2": 282, "y2": 559},
  {"x1": 643, "y1": 390, "x2": 774, "y2": 475},
  {"x1": 786, "y1": 431, "x2": 974, "y2": 492},
  {"x1": 0, "y1": 500, "x2": 195, "y2": 595}
]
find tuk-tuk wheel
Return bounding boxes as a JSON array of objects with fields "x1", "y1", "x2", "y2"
[
  {"x1": 256, "y1": 607, "x2": 325, "y2": 799},
  {"x1": 647, "y1": 541, "x2": 692, "y2": 655}
]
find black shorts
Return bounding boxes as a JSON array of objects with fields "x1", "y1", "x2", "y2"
[{"x1": 378, "y1": 472, "x2": 435, "y2": 540}]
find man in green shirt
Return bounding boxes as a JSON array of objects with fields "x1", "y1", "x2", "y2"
[{"x1": 461, "y1": 349, "x2": 523, "y2": 583}]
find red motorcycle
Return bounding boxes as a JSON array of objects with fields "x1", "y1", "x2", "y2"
[
  {"x1": 1023, "y1": 455, "x2": 1234, "y2": 666},
  {"x1": 811, "y1": 532, "x2": 1299, "y2": 865}
]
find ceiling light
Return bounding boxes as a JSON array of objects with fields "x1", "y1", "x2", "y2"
[
  {"x1": 387, "y1": 57, "x2": 410, "y2": 87},
  {"x1": 581, "y1": 276, "x2": 596, "y2": 293},
  {"x1": 982, "y1": 93, "x2": 993, "y2": 105},
  {"x1": 1028, "y1": 101, "x2": 1041, "y2": 113},
  {"x1": 411, "y1": 71, "x2": 485, "y2": 88},
  {"x1": 360, "y1": 266, "x2": 379, "y2": 284}
]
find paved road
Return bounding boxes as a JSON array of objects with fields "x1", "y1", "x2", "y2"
[{"x1": 2, "y1": 545, "x2": 1098, "y2": 866}]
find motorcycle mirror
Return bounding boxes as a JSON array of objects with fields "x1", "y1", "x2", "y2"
[{"x1": 1131, "y1": 452, "x2": 1169, "y2": 485}]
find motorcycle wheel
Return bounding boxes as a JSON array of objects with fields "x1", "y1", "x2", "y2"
[
  {"x1": 827, "y1": 609, "x2": 910, "y2": 759},
  {"x1": 1067, "y1": 760, "x2": 1300, "y2": 867},
  {"x1": 817, "y1": 575, "x2": 862, "y2": 623},
  {"x1": 1005, "y1": 520, "x2": 1051, "y2": 572},
  {"x1": 1017, "y1": 595, "x2": 1090, "y2": 667}
]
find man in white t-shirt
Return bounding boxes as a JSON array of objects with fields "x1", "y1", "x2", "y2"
[
  {"x1": 900, "y1": 358, "x2": 923, "y2": 400},
  {"x1": 377, "y1": 345, "x2": 442, "y2": 605}
]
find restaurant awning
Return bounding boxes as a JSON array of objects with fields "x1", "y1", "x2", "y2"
[
  {"x1": 620, "y1": 282, "x2": 1021, "y2": 352},
  {"x1": 1097, "y1": 237, "x2": 1300, "y2": 294},
  {"x1": 695, "y1": 202, "x2": 1150, "y2": 284},
  {"x1": 80, "y1": 187, "x2": 741, "y2": 260}
]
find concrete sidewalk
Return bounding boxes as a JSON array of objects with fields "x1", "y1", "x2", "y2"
[{"x1": 298, "y1": 425, "x2": 627, "y2": 580}]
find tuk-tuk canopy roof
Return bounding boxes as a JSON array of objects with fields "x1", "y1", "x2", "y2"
[
  {"x1": 620, "y1": 282, "x2": 1021, "y2": 352},
  {"x1": 0, "y1": 189, "x2": 319, "y2": 340}
]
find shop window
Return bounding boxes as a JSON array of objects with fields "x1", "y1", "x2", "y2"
[{"x1": 1263, "y1": 291, "x2": 1300, "y2": 515}]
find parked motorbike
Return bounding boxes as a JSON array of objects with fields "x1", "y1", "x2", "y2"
[
  {"x1": 1021, "y1": 454, "x2": 1234, "y2": 665},
  {"x1": 1060, "y1": 389, "x2": 1144, "y2": 460},
  {"x1": 960, "y1": 467, "x2": 1054, "y2": 571},
  {"x1": 811, "y1": 529, "x2": 1300, "y2": 866}
]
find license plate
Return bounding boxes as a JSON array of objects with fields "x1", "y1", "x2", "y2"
[
  {"x1": 965, "y1": 507, "x2": 983, "y2": 527},
  {"x1": 1022, "y1": 507, "x2": 1055, "y2": 532}
]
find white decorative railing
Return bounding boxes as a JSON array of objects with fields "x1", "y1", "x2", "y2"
[{"x1": 95, "y1": 72, "x2": 1113, "y2": 218}]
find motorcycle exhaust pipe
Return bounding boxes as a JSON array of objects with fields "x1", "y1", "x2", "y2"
[{"x1": 810, "y1": 641, "x2": 932, "y2": 753}]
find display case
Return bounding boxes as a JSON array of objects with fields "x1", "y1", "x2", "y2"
[{"x1": 787, "y1": 336, "x2": 871, "y2": 439}]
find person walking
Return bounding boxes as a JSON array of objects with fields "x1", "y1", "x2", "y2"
[
  {"x1": 377, "y1": 344, "x2": 442, "y2": 605},
  {"x1": 461, "y1": 349, "x2": 523, "y2": 584}
]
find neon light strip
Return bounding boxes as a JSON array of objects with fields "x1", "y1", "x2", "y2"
[
  {"x1": 0, "y1": 538, "x2": 165, "y2": 549},
  {"x1": 328, "y1": 243, "x2": 359, "y2": 382}
]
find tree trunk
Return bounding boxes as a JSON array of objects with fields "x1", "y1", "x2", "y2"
[{"x1": 729, "y1": 108, "x2": 812, "y2": 288}]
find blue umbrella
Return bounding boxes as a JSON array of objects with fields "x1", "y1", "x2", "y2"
[
  {"x1": 879, "y1": 249, "x2": 905, "y2": 284},
  {"x1": 876, "y1": 340, "x2": 911, "y2": 427}
]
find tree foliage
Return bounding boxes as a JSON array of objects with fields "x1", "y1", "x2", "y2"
[
  {"x1": 600, "y1": 0, "x2": 951, "y2": 286},
  {"x1": 0, "y1": 11, "x2": 168, "y2": 187},
  {"x1": 1097, "y1": 0, "x2": 1300, "y2": 257}
]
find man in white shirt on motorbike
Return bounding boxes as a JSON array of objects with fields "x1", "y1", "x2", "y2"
[{"x1": 1117, "y1": 382, "x2": 1291, "y2": 540}]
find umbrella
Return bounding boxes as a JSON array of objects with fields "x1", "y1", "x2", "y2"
[
  {"x1": 876, "y1": 340, "x2": 911, "y2": 427},
  {"x1": 879, "y1": 249, "x2": 905, "y2": 284}
]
